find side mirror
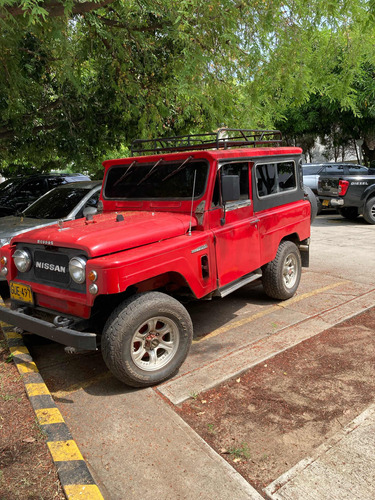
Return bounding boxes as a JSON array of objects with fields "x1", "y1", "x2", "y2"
[
  {"x1": 222, "y1": 175, "x2": 240, "y2": 203},
  {"x1": 83, "y1": 206, "x2": 97, "y2": 218}
]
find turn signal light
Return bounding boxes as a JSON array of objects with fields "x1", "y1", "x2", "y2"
[
  {"x1": 88, "y1": 270, "x2": 98, "y2": 282},
  {"x1": 338, "y1": 180, "x2": 349, "y2": 196}
]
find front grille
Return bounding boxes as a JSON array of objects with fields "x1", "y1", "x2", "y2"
[
  {"x1": 34, "y1": 250, "x2": 70, "y2": 284},
  {"x1": 14, "y1": 244, "x2": 86, "y2": 293}
]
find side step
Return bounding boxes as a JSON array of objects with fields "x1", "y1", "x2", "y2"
[{"x1": 214, "y1": 271, "x2": 262, "y2": 298}]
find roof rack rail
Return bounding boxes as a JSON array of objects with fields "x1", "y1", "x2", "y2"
[{"x1": 130, "y1": 128, "x2": 283, "y2": 156}]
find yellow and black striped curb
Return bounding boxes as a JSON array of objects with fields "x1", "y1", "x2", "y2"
[{"x1": 2, "y1": 324, "x2": 104, "y2": 500}]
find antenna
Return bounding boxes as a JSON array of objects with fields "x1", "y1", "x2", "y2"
[{"x1": 188, "y1": 170, "x2": 197, "y2": 236}]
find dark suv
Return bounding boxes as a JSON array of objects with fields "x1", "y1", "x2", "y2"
[{"x1": 0, "y1": 173, "x2": 90, "y2": 217}]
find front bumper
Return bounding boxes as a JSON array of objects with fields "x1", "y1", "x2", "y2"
[{"x1": 0, "y1": 306, "x2": 97, "y2": 350}]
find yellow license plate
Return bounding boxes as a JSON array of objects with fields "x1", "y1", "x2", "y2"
[
  {"x1": 10, "y1": 282, "x2": 34, "y2": 305},
  {"x1": 322, "y1": 199, "x2": 330, "y2": 207}
]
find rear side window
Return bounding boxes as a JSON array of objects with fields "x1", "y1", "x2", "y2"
[
  {"x1": 256, "y1": 161, "x2": 296, "y2": 198},
  {"x1": 347, "y1": 165, "x2": 368, "y2": 175}
]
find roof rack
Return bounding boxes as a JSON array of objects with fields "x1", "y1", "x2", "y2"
[{"x1": 130, "y1": 128, "x2": 283, "y2": 156}]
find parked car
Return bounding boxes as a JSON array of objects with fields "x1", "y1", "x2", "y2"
[
  {"x1": 302, "y1": 163, "x2": 368, "y2": 214},
  {"x1": 318, "y1": 171, "x2": 375, "y2": 224},
  {"x1": 0, "y1": 181, "x2": 101, "y2": 299},
  {"x1": 0, "y1": 128, "x2": 311, "y2": 388},
  {"x1": 0, "y1": 173, "x2": 90, "y2": 217}
]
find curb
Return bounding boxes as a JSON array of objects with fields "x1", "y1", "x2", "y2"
[{"x1": 2, "y1": 322, "x2": 105, "y2": 500}]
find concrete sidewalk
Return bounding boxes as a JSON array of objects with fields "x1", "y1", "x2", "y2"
[
  {"x1": 59, "y1": 372, "x2": 375, "y2": 500},
  {"x1": 55, "y1": 301, "x2": 375, "y2": 500},
  {"x1": 59, "y1": 382, "x2": 263, "y2": 500},
  {"x1": 264, "y1": 404, "x2": 375, "y2": 499}
]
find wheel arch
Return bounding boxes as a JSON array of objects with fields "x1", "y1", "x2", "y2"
[
  {"x1": 280, "y1": 233, "x2": 309, "y2": 268},
  {"x1": 361, "y1": 185, "x2": 375, "y2": 206},
  {"x1": 90, "y1": 271, "x2": 196, "y2": 332}
]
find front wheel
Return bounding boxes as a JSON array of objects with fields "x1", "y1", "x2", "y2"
[
  {"x1": 262, "y1": 241, "x2": 302, "y2": 300},
  {"x1": 101, "y1": 292, "x2": 193, "y2": 387},
  {"x1": 363, "y1": 197, "x2": 375, "y2": 224}
]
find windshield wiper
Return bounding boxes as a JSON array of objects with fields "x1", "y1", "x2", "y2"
[
  {"x1": 162, "y1": 156, "x2": 193, "y2": 182},
  {"x1": 137, "y1": 158, "x2": 163, "y2": 186},
  {"x1": 113, "y1": 160, "x2": 138, "y2": 187}
]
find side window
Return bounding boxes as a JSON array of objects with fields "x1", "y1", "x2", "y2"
[
  {"x1": 323, "y1": 165, "x2": 344, "y2": 175},
  {"x1": 212, "y1": 173, "x2": 221, "y2": 207},
  {"x1": 278, "y1": 161, "x2": 296, "y2": 191},
  {"x1": 85, "y1": 191, "x2": 100, "y2": 208},
  {"x1": 347, "y1": 165, "x2": 368, "y2": 175},
  {"x1": 256, "y1": 161, "x2": 296, "y2": 198},
  {"x1": 256, "y1": 164, "x2": 276, "y2": 197},
  {"x1": 75, "y1": 191, "x2": 100, "y2": 219},
  {"x1": 222, "y1": 162, "x2": 249, "y2": 200}
]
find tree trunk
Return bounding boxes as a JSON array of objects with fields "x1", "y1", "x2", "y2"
[{"x1": 363, "y1": 129, "x2": 375, "y2": 166}]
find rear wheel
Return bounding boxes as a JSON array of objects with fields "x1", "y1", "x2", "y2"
[
  {"x1": 338, "y1": 207, "x2": 359, "y2": 220},
  {"x1": 363, "y1": 197, "x2": 375, "y2": 224},
  {"x1": 101, "y1": 292, "x2": 193, "y2": 387},
  {"x1": 262, "y1": 241, "x2": 302, "y2": 300},
  {"x1": 303, "y1": 186, "x2": 317, "y2": 222}
]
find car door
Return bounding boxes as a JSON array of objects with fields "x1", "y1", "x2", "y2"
[{"x1": 212, "y1": 161, "x2": 260, "y2": 287}]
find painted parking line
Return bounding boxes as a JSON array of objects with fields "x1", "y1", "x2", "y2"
[
  {"x1": 1, "y1": 319, "x2": 105, "y2": 500},
  {"x1": 193, "y1": 280, "x2": 349, "y2": 344},
  {"x1": 35, "y1": 281, "x2": 351, "y2": 400},
  {"x1": 51, "y1": 371, "x2": 112, "y2": 400}
]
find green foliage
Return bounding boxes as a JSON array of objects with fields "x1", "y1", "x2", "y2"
[
  {"x1": 0, "y1": 0, "x2": 375, "y2": 174},
  {"x1": 228, "y1": 442, "x2": 251, "y2": 460},
  {"x1": 276, "y1": 62, "x2": 375, "y2": 163}
]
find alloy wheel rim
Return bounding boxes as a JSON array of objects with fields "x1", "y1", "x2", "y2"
[
  {"x1": 283, "y1": 253, "x2": 298, "y2": 289},
  {"x1": 131, "y1": 316, "x2": 179, "y2": 371}
]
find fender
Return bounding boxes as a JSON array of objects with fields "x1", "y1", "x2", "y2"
[{"x1": 362, "y1": 183, "x2": 375, "y2": 204}]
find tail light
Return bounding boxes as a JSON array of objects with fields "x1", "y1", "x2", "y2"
[{"x1": 338, "y1": 180, "x2": 349, "y2": 196}]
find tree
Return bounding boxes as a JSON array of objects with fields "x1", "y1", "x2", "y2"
[
  {"x1": 276, "y1": 62, "x2": 375, "y2": 165},
  {"x1": 1, "y1": 0, "x2": 375, "y2": 175}
]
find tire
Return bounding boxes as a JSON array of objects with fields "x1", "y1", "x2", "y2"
[
  {"x1": 363, "y1": 197, "x2": 375, "y2": 224},
  {"x1": 303, "y1": 186, "x2": 318, "y2": 223},
  {"x1": 338, "y1": 207, "x2": 359, "y2": 221},
  {"x1": 316, "y1": 196, "x2": 323, "y2": 215},
  {"x1": 262, "y1": 241, "x2": 302, "y2": 300},
  {"x1": 101, "y1": 292, "x2": 193, "y2": 387}
]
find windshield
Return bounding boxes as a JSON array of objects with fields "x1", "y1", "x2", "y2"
[
  {"x1": 24, "y1": 186, "x2": 92, "y2": 219},
  {"x1": 104, "y1": 160, "x2": 209, "y2": 199}
]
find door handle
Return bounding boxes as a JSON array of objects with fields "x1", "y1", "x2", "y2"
[{"x1": 250, "y1": 219, "x2": 260, "y2": 225}]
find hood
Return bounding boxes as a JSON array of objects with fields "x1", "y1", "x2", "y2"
[
  {"x1": 11, "y1": 211, "x2": 197, "y2": 257},
  {"x1": 0, "y1": 216, "x2": 61, "y2": 247}
]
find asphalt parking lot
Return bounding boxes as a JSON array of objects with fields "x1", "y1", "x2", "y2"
[{"x1": 16, "y1": 211, "x2": 375, "y2": 499}]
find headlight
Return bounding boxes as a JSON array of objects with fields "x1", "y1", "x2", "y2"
[
  {"x1": 13, "y1": 249, "x2": 32, "y2": 273},
  {"x1": 69, "y1": 256, "x2": 87, "y2": 284}
]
